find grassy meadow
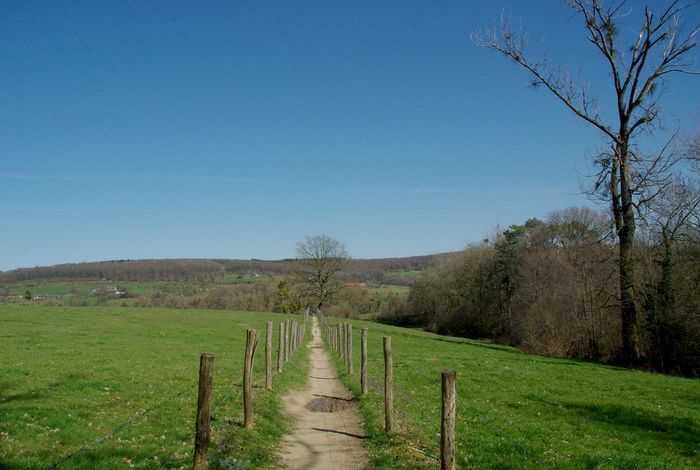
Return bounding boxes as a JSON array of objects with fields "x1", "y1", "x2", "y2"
[
  {"x1": 0, "y1": 305, "x2": 309, "y2": 469},
  {"x1": 4, "y1": 304, "x2": 699, "y2": 469},
  {"x1": 327, "y1": 318, "x2": 700, "y2": 469}
]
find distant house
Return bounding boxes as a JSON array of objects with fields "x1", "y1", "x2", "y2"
[
  {"x1": 343, "y1": 282, "x2": 367, "y2": 289},
  {"x1": 114, "y1": 287, "x2": 128, "y2": 298},
  {"x1": 33, "y1": 294, "x2": 49, "y2": 301}
]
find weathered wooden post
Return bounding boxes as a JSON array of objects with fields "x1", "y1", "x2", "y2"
[
  {"x1": 343, "y1": 323, "x2": 348, "y2": 366},
  {"x1": 283, "y1": 319, "x2": 289, "y2": 363},
  {"x1": 347, "y1": 323, "x2": 353, "y2": 374},
  {"x1": 336, "y1": 324, "x2": 340, "y2": 354},
  {"x1": 265, "y1": 321, "x2": 273, "y2": 390},
  {"x1": 340, "y1": 324, "x2": 345, "y2": 361},
  {"x1": 361, "y1": 328, "x2": 368, "y2": 396},
  {"x1": 243, "y1": 329, "x2": 258, "y2": 429},
  {"x1": 384, "y1": 336, "x2": 393, "y2": 433},
  {"x1": 441, "y1": 371, "x2": 457, "y2": 470},
  {"x1": 277, "y1": 321, "x2": 284, "y2": 372},
  {"x1": 193, "y1": 353, "x2": 214, "y2": 470},
  {"x1": 294, "y1": 322, "x2": 298, "y2": 350},
  {"x1": 286, "y1": 319, "x2": 292, "y2": 360},
  {"x1": 291, "y1": 320, "x2": 297, "y2": 354}
]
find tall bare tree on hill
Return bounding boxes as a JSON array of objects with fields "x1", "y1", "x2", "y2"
[
  {"x1": 296, "y1": 235, "x2": 349, "y2": 309},
  {"x1": 473, "y1": 0, "x2": 699, "y2": 364}
]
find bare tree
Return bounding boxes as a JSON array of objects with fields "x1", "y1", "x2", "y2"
[
  {"x1": 648, "y1": 175, "x2": 700, "y2": 310},
  {"x1": 296, "y1": 235, "x2": 349, "y2": 309},
  {"x1": 473, "y1": 0, "x2": 699, "y2": 364}
]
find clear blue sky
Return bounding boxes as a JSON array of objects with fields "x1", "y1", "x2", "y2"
[{"x1": 1, "y1": 1, "x2": 698, "y2": 270}]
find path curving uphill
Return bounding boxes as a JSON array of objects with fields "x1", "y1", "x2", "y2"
[{"x1": 279, "y1": 317, "x2": 369, "y2": 469}]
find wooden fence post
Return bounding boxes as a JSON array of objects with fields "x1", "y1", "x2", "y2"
[
  {"x1": 265, "y1": 321, "x2": 272, "y2": 390},
  {"x1": 283, "y1": 319, "x2": 289, "y2": 363},
  {"x1": 441, "y1": 371, "x2": 457, "y2": 470},
  {"x1": 278, "y1": 322, "x2": 284, "y2": 372},
  {"x1": 384, "y1": 336, "x2": 393, "y2": 433},
  {"x1": 193, "y1": 353, "x2": 214, "y2": 470},
  {"x1": 361, "y1": 328, "x2": 368, "y2": 396},
  {"x1": 340, "y1": 324, "x2": 345, "y2": 361},
  {"x1": 286, "y1": 319, "x2": 291, "y2": 360},
  {"x1": 291, "y1": 321, "x2": 297, "y2": 354},
  {"x1": 343, "y1": 323, "x2": 348, "y2": 367},
  {"x1": 244, "y1": 329, "x2": 258, "y2": 429},
  {"x1": 347, "y1": 323, "x2": 353, "y2": 374}
]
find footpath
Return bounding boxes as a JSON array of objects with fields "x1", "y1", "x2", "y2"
[{"x1": 278, "y1": 317, "x2": 369, "y2": 469}]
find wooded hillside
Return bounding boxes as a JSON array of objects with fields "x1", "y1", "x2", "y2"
[{"x1": 0, "y1": 254, "x2": 448, "y2": 283}]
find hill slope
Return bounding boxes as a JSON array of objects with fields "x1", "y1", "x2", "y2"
[{"x1": 0, "y1": 254, "x2": 451, "y2": 283}]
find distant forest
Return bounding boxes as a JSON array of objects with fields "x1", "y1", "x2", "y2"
[{"x1": 0, "y1": 254, "x2": 447, "y2": 283}]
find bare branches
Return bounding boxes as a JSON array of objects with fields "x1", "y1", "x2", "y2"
[
  {"x1": 471, "y1": 13, "x2": 618, "y2": 141},
  {"x1": 295, "y1": 235, "x2": 349, "y2": 308},
  {"x1": 472, "y1": 0, "x2": 698, "y2": 142}
]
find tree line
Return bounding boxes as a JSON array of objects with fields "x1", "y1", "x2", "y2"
[
  {"x1": 387, "y1": 206, "x2": 699, "y2": 376},
  {"x1": 0, "y1": 256, "x2": 441, "y2": 284}
]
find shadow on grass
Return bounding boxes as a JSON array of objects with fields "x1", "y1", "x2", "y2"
[
  {"x1": 46, "y1": 446, "x2": 176, "y2": 470},
  {"x1": 530, "y1": 396, "x2": 699, "y2": 450},
  {"x1": 361, "y1": 322, "x2": 522, "y2": 354},
  {"x1": 0, "y1": 373, "x2": 89, "y2": 405}
]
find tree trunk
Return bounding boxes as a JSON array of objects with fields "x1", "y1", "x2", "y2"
[
  {"x1": 659, "y1": 236, "x2": 674, "y2": 318},
  {"x1": 617, "y1": 141, "x2": 639, "y2": 364}
]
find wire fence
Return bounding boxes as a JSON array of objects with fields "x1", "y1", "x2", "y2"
[
  {"x1": 37, "y1": 314, "x2": 310, "y2": 470},
  {"x1": 49, "y1": 385, "x2": 194, "y2": 469},
  {"x1": 322, "y1": 315, "x2": 557, "y2": 469}
]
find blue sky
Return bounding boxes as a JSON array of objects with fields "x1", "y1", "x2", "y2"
[{"x1": 1, "y1": 1, "x2": 699, "y2": 270}]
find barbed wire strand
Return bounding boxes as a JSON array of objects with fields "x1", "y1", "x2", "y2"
[
  {"x1": 357, "y1": 338, "x2": 557, "y2": 470},
  {"x1": 49, "y1": 385, "x2": 194, "y2": 469}
]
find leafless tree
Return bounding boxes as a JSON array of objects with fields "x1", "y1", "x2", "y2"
[
  {"x1": 295, "y1": 235, "x2": 349, "y2": 309},
  {"x1": 472, "y1": 0, "x2": 699, "y2": 364}
]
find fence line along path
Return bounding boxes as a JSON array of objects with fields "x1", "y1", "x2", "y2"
[{"x1": 279, "y1": 316, "x2": 369, "y2": 469}]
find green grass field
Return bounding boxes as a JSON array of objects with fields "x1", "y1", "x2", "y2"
[
  {"x1": 4, "y1": 305, "x2": 699, "y2": 469},
  {"x1": 0, "y1": 305, "x2": 308, "y2": 469},
  {"x1": 327, "y1": 318, "x2": 700, "y2": 469},
  {"x1": 384, "y1": 270, "x2": 424, "y2": 278},
  {"x1": 5, "y1": 274, "x2": 273, "y2": 300}
]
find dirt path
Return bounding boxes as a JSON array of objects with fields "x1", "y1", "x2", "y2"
[{"x1": 278, "y1": 317, "x2": 369, "y2": 469}]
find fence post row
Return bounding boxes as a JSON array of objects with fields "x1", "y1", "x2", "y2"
[
  {"x1": 193, "y1": 354, "x2": 214, "y2": 470},
  {"x1": 243, "y1": 329, "x2": 258, "y2": 429},
  {"x1": 384, "y1": 336, "x2": 393, "y2": 433},
  {"x1": 441, "y1": 371, "x2": 457, "y2": 470},
  {"x1": 313, "y1": 318, "x2": 457, "y2": 467}
]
